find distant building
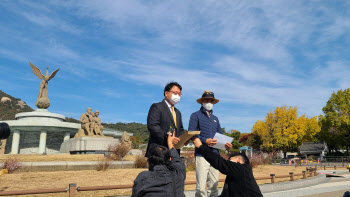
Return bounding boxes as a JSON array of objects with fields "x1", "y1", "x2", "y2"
[
  {"x1": 239, "y1": 146, "x2": 253, "y2": 157},
  {"x1": 300, "y1": 142, "x2": 328, "y2": 158}
]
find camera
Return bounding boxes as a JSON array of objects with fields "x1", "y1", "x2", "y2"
[{"x1": 0, "y1": 123, "x2": 11, "y2": 140}]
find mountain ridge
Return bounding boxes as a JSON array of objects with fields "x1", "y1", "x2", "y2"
[{"x1": 0, "y1": 90, "x2": 33, "y2": 120}]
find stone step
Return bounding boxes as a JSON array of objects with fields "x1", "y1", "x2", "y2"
[{"x1": 0, "y1": 160, "x2": 135, "y2": 172}]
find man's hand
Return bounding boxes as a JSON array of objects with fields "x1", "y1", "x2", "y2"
[
  {"x1": 192, "y1": 137, "x2": 202, "y2": 148},
  {"x1": 167, "y1": 131, "x2": 176, "y2": 149},
  {"x1": 173, "y1": 137, "x2": 180, "y2": 145},
  {"x1": 224, "y1": 142, "x2": 232, "y2": 151},
  {"x1": 206, "y1": 138, "x2": 217, "y2": 146}
]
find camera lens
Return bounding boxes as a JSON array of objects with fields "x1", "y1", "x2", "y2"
[{"x1": 0, "y1": 123, "x2": 11, "y2": 140}]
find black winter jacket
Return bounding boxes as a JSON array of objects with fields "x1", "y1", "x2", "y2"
[
  {"x1": 131, "y1": 148, "x2": 186, "y2": 197},
  {"x1": 198, "y1": 145, "x2": 263, "y2": 197}
]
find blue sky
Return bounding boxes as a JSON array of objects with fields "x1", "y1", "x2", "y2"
[{"x1": 1, "y1": 1, "x2": 350, "y2": 133}]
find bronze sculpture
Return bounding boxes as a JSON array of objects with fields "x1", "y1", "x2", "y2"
[{"x1": 29, "y1": 61, "x2": 60, "y2": 109}]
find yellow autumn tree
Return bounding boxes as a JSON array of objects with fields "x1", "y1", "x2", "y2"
[
  {"x1": 303, "y1": 116, "x2": 321, "y2": 142},
  {"x1": 252, "y1": 120, "x2": 270, "y2": 149},
  {"x1": 252, "y1": 105, "x2": 320, "y2": 155}
]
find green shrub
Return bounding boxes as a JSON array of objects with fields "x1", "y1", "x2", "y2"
[
  {"x1": 130, "y1": 136, "x2": 143, "y2": 149},
  {"x1": 232, "y1": 149, "x2": 240, "y2": 153}
]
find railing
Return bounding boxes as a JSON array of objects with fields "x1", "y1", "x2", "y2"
[
  {"x1": 320, "y1": 166, "x2": 349, "y2": 170},
  {"x1": 0, "y1": 168, "x2": 318, "y2": 196},
  {"x1": 255, "y1": 168, "x2": 317, "y2": 183},
  {"x1": 322, "y1": 156, "x2": 350, "y2": 167},
  {"x1": 324, "y1": 156, "x2": 350, "y2": 162},
  {"x1": 281, "y1": 156, "x2": 350, "y2": 167}
]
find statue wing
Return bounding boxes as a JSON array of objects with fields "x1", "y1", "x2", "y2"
[
  {"x1": 49, "y1": 68, "x2": 60, "y2": 81},
  {"x1": 29, "y1": 61, "x2": 45, "y2": 80}
]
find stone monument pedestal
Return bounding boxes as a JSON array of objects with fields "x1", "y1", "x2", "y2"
[
  {"x1": 60, "y1": 136, "x2": 119, "y2": 154},
  {"x1": 2, "y1": 109, "x2": 80, "y2": 154}
]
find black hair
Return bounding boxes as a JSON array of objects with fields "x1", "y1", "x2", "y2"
[
  {"x1": 228, "y1": 152, "x2": 250, "y2": 165},
  {"x1": 147, "y1": 145, "x2": 172, "y2": 171},
  {"x1": 164, "y1": 82, "x2": 182, "y2": 96}
]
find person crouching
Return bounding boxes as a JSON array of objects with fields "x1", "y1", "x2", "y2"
[
  {"x1": 192, "y1": 137, "x2": 262, "y2": 197},
  {"x1": 132, "y1": 131, "x2": 186, "y2": 197}
]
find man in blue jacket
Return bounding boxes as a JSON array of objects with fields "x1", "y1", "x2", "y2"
[{"x1": 188, "y1": 91, "x2": 232, "y2": 197}]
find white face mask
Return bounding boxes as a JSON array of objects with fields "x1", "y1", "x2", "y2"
[
  {"x1": 202, "y1": 102, "x2": 213, "y2": 111},
  {"x1": 170, "y1": 94, "x2": 181, "y2": 105}
]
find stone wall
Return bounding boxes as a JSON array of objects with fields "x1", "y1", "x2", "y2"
[
  {"x1": 46, "y1": 132, "x2": 67, "y2": 154},
  {"x1": 19, "y1": 131, "x2": 40, "y2": 154}
]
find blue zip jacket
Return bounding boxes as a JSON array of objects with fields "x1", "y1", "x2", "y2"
[{"x1": 188, "y1": 106, "x2": 222, "y2": 156}]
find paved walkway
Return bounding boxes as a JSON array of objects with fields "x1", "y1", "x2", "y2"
[
  {"x1": 264, "y1": 173, "x2": 350, "y2": 197},
  {"x1": 120, "y1": 171, "x2": 350, "y2": 197},
  {"x1": 182, "y1": 170, "x2": 350, "y2": 197}
]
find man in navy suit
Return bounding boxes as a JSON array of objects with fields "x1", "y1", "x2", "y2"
[{"x1": 145, "y1": 82, "x2": 185, "y2": 157}]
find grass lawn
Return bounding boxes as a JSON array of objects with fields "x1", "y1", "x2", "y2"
[{"x1": 0, "y1": 154, "x2": 311, "y2": 196}]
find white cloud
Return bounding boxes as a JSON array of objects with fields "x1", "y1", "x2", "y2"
[
  {"x1": 212, "y1": 56, "x2": 300, "y2": 86},
  {"x1": 46, "y1": 40, "x2": 80, "y2": 59},
  {"x1": 108, "y1": 58, "x2": 336, "y2": 122},
  {"x1": 0, "y1": 48, "x2": 28, "y2": 63},
  {"x1": 1, "y1": 1, "x2": 349, "y2": 132},
  {"x1": 102, "y1": 88, "x2": 122, "y2": 98},
  {"x1": 312, "y1": 61, "x2": 350, "y2": 90},
  {"x1": 53, "y1": 93, "x2": 91, "y2": 102},
  {"x1": 69, "y1": 1, "x2": 295, "y2": 61},
  {"x1": 3, "y1": 1, "x2": 81, "y2": 35}
]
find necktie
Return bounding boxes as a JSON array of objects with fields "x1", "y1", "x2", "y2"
[{"x1": 171, "y1": 106, "x2": 177, "y2": 128}]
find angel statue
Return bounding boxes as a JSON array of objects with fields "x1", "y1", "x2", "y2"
[{"x1": 29, "y1": 61, "x2": 60, "y2": 109}]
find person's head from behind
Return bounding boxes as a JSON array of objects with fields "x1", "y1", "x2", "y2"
[
  {"x1": 147, "y1": 145, "x2": 171, "y2": 171},
  {"x1": 344, "y1": 191, "x2": 350, "y2": 197},
  {"x1": 228, "y1": 152, "x2": 250, "y2": 165}
]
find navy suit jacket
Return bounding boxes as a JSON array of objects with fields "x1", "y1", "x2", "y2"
[{"x1": 146, "y1": 99, "x2": 184, "y2": 157}]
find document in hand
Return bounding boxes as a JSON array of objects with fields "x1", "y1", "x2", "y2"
[
  {"x1": 212, "y1": 133, "x2": 233, "y2": 151},
  {"x1": 174, "y1": 131, "x2": 201, "y2": 149}
]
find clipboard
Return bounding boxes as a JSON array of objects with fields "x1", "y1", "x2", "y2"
[{"x1": 174, "y1": 131, "x2": 201, "y2": 149}]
